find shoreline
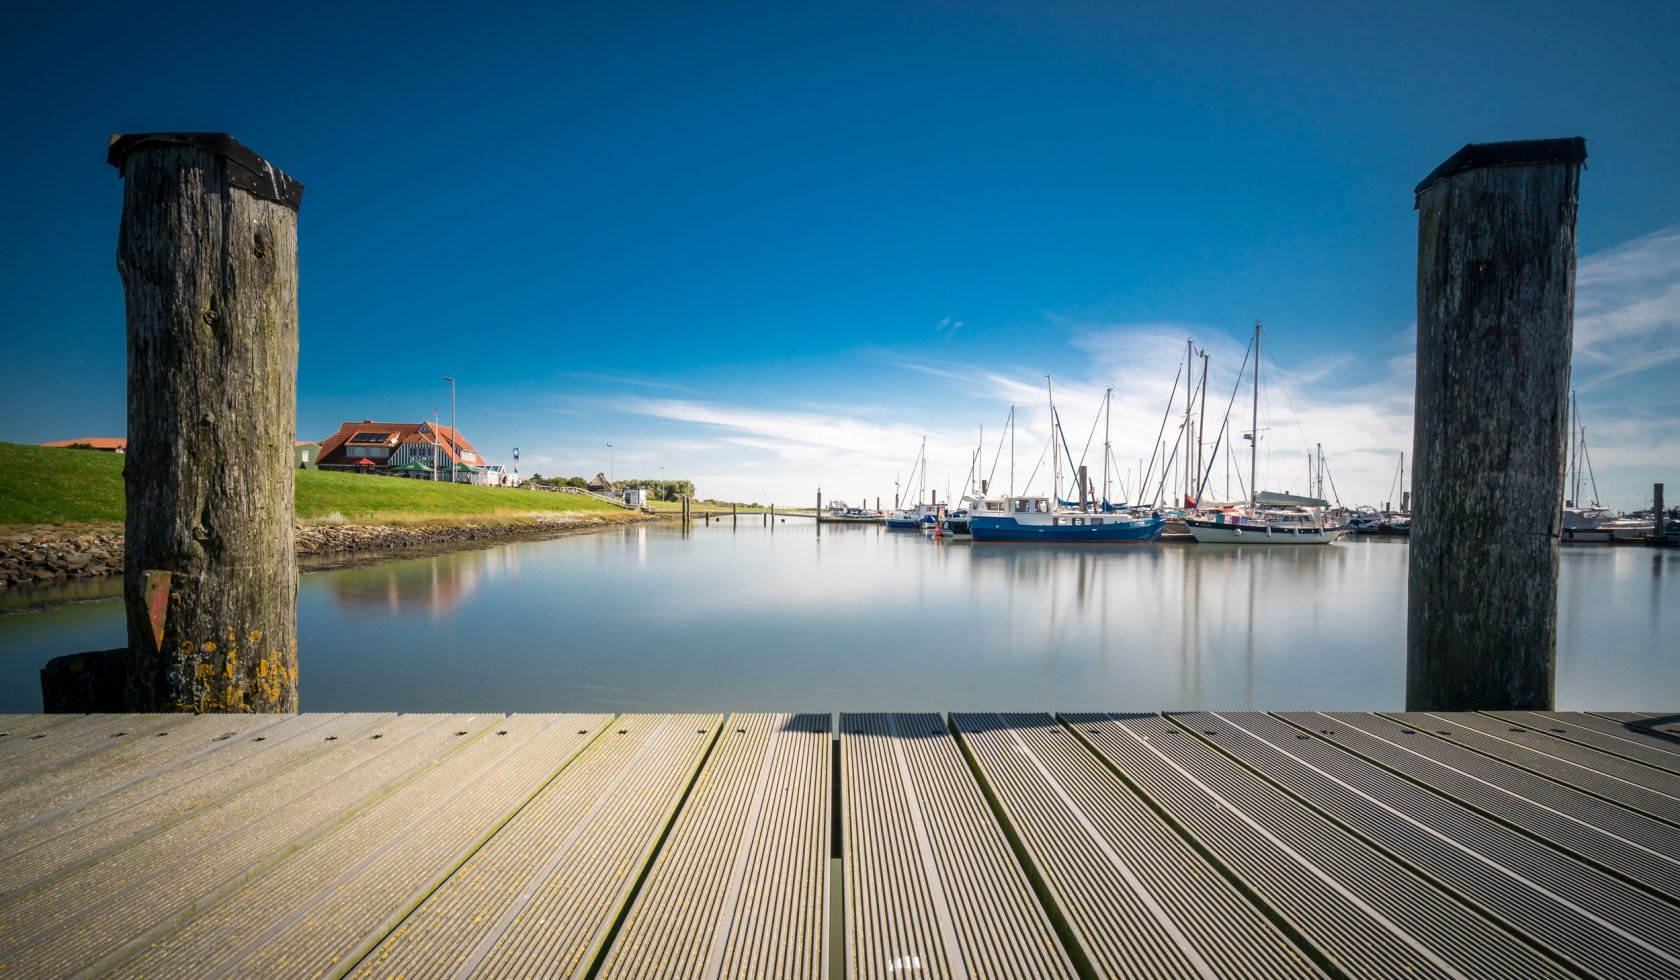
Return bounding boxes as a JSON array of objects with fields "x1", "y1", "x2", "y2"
[{"x1": 0, "y1": 512, "x2": 670, "y2": 595}]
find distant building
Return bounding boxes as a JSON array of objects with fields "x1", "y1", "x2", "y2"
[
  {"x1": 41, "y1": 437, "x2": 126, "y2": 453},
  {"x1": 296, "y1": 440, "x2": 321, "y2": 469},
  {"x1": 588, "y1": 472, "x2": 615, "y2": 494},
  {"x1": 316, "y1": 420, "x2": 493, "y2": 482}
]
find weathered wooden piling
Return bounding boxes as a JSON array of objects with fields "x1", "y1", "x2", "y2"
[
  {"x1": 1656, "y1": 484, "x2": 1667, "y2": 544},
  {"x1": 102, "y1": 133, "x2": 303, "y2": 713},
  {"x1": 1408, "y1": 137, "x2": 1586, "y2": 712}
]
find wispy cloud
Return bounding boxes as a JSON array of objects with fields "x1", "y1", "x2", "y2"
[
  {"x1": 557, "y1": 370, "x2": 693, "y2": 392},
  {"x1": 1573, "y1": 224, "x2": 1680, "y2": 382}
]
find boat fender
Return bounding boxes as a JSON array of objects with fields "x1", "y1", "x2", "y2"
[{"x1": 1235, "y1": 527, "x2": 1242, "y2": 536}]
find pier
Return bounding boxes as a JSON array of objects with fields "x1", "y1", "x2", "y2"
[{"x1": 1, "y1": 709, "x2": 1677, "y2": 977}]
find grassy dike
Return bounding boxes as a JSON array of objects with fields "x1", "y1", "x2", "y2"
[{"x1": 0, "y1": 441, "x2": 639, "y2": 529}]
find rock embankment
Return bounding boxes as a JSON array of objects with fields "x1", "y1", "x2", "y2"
[
  {"x1": 2, "y1": 515, "x2": 649, "y2": 589},
  {"x1": 0, "y1": 531, "x2": 124, "y2": 587},
  {"x1": 292, "y1": 516, "x2": 633, "y2": 556}
]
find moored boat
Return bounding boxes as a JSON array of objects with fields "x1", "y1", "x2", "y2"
[
  {"x1": 1185, "y1": 492, "x2": 1345, "y2": 545},
  {"x1": 970, "y1": 496, "x2": 1165, "y2": 542}
]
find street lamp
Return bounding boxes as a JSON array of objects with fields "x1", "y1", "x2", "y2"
[
  {"x1": 607, "y1": 442, "x2": 614, "y2": 483},
  {"x1": 442, "y1": 376, "x2": 456, "y2": 483}
]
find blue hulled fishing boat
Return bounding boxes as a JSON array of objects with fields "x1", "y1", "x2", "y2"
[{"x1": 970, "y1": 497, "x2": 1165, "y2": 541}]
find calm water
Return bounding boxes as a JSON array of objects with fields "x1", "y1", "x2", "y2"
[{"x1": 1, "y1": 521, "x2": 1675, "y2": 713}]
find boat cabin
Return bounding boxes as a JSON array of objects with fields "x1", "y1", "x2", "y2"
[{"x1": 1007, "y1": 497, "x2": 1051, "y2": 515}]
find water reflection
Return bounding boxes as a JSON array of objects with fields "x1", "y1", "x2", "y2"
[{"x1": 0, "y1": 525, "x2": 1673, "y2": 713}]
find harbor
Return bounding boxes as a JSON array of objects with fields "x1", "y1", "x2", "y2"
[
  {"x1": 5, "y1": 521, "x2": 1676, "y2": 715},
  {"x1": 1, "y1": 707, "x2": 1677, "y2": 978}
]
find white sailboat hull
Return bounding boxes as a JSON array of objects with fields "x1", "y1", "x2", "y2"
[{"x1": 1184, "y1": 518, "x2": 1344, "y2": 545}]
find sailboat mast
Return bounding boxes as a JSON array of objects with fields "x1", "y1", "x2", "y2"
[
  {"x1": 1046, "y1": 375, "x2": 1058, "y2": 501},
  {"x1": 1250, "y1": 321, "x2": 1261, "y2": 510},
  {"x1": 1009, "y1": 405, "x2": 1015, "y2": 496},
  {"x1": 1103, "y1": 387, "x2": 1112, "y2": 507},
  {"x1": 1196, "y1": 350, "x2": 1208, "y2": 503},
  {"x1": 919, "y1": 437, "x2": 926, "y2": 503}
]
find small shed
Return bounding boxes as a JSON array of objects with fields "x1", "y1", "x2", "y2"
[
  {"x1": 295, "y1": 440, "x2": 321, "y2": 469},
  {"x1": 622, "y1": 488, "x2": 648, "y2": 509}
]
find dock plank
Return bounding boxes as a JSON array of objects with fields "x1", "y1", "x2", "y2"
[
  {"x1": 1387, "y1": 712, "x2": 1680, "y2": 824},
  {"x1": 351, "y1": 713, "x2": 718, "y2": 980},
  {"x1": 844, "y1": 713, "x2": 1075, "y2": 980},
  {"x1": 110, "y1": 713, "x2": 611, "y2": 978},
  {"x1": 0, "y1": 713, "x2": 84, "y2": 741},
  {"x1": 0, "y1": 712, "x2": 282, "y2": 831},
  {"x1": 599, "y1": 712, "x2": 830, "y2": 980},
  {"x1": 958, "y1": 712, "x2": 1323, "y2": 980},
  {"x1": 1287, "y1": 711, "x2": 1680, "y2": 898},
  {"x1": 1067, "y1": 713, "x2": 1572, "y2": 980},
  {"x1": 1195, "y1": 711, "x2": 1680, "y2": 978},
  {"x1": 0, "y1": 713, "x2": 177, "y2": 785},
  {"x1": 0, "y1": 713, "x2": 485, "y2": 975},
  {"x1": 0, "y1": 713, "x2": 368, "y2": 888},
  {"x1": 1496, "y1": 711, "x2": 1680, "y2": 771}
]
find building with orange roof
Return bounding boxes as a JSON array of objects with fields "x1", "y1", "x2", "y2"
[
  {"x1": 40, "y1": 437, "x2": 126, "y2": 452},
  {"x1": 315, "y1": 420, "x2": 505, "y2": 483}
]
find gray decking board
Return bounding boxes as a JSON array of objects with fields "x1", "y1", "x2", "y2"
[
  {"x1": 844, "y1": 713, "x2": 1075, "y2": 980},
  {"x1": 0, "y1": 713, "x2": 179, "y2": 786},
  {"x1": 600, "y1": 712, "x2": 830, "y2": 980},
  {"x1": 957, "y1": 712, "x2": 1323, "y2": 980},
  {"x1": 351, "y1": 712, "x2": 719, "y2": 980},
  {"x1": 0, "y1": 712, "x2": 283, "y2": 832},
  {"x1": 0, "y1": 713, "x2": 487, "y2": 976},
  {"x1": 0, "y1": 713, "x2": 87, "y2": 741},
  {"x1": 1287, "y1": 711, "x2": 1680, "y2": 899},
  {"x1": 1388, "y1": 712, "x2": 1680, "y2": 825},
  {"x1": 1067, "y1": 713, "x2": 1572, "y2": 980},
  {"x1": 0, "y1": 710, "x2": 1672, "y2": 979},
  {"x1": 105, "y1": 713, "x2": 612, "y2": 978},
  {"x1": 1192, "y1": 711, "x2": 1680, "y2": 978},
  {"x1": 0, "y1": 713, "x2": 373, "y2": 889},
  {"x1": 1497, "y1": 711, "x2": 1680, "y2": 770}
]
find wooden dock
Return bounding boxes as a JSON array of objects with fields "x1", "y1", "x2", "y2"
[{"x1": 0, "y1": 710, "x2": 1676, "y2": 978}]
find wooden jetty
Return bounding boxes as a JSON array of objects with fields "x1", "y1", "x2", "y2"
[{"x1": 1, "y1": 710, "x2": 1677, "y2": 978}]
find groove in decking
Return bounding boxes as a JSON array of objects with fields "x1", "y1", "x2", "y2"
[
  {"x1": 958, "y1": 712, "x2": 1324, "y2": 980},
  {"x1": 0, "y1": 713, "x2": 484, "y2": 976},
  {"x1": 1495, "y1": 711, "x2": 1680, "y2": 772},
  {"x1": 109, "y1": 713, "x2": 613, "y2": 978},
  {"x1": 350, "y1": 712, "x2": 718, "y2": 979},
  {"x1": 844, "y1": 713, "x2": 1075, "y2": 980},
  {"x1": 1066, "y1": 712, "x2": 1572, "y2": 980},
  {"x1": 599, "y1": 712, "x2": 830, "y2": 980},
  {"x1": 1386, "y1": 712, "x2": 1680, "y2": 826},
  {"x1": 1289, "y1": 710, "x2": 1680, "y2": 901},
  {"x1": 1189, "y1": 711, "x2": 1680, "y2": 978}
]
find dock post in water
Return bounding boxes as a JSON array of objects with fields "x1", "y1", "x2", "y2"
[
  {"x1": 1408, "y1": 137, "x2": 1586, "y2": 711},
  {"x1": 113, "y1": 133, "x2": 303, "y2": 712},
  {"x1": 1655, "y1": 483, "x2": 1667, "y2": 544}
]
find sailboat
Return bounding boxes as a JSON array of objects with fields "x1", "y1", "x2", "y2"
[
  {"x1": 970, "y1": 376, "x2": 1166, "y2": 542},
  {"x1": 1560, "y1": 391, "x2": 1614, "y2": 543},
  {"x1": 1184, "y1": 322, "x2": 1344, "y2": 545},
  {"x1": 884, "y1": 438, "x2": 941, "y2": 529}
]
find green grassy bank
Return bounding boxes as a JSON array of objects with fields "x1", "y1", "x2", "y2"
[{"x1": 0, "y1": 442, "x2": 632, "y2": 528}]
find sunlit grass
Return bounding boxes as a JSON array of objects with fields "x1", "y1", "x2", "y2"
[{"x1": 0, "y1": 442, "x2": 632, "y2": 528}]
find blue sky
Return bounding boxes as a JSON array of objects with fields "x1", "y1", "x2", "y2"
[{"x1": 2, "y1": 1, "x2": 1677, "y2": 507}]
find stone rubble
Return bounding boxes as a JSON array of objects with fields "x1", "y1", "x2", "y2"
[{"x1": 1, "y1": 515, "x2": 655, "y2": 589}]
